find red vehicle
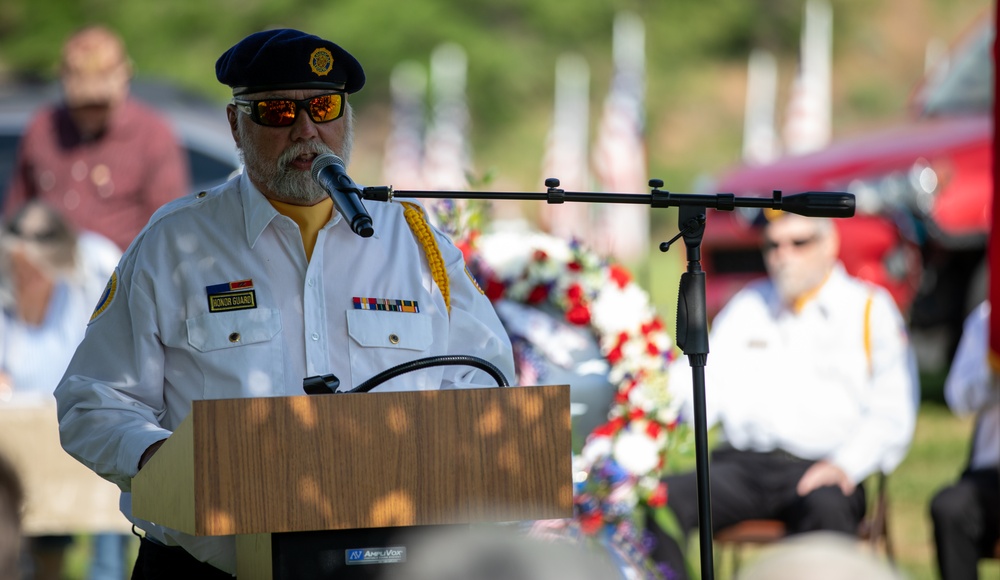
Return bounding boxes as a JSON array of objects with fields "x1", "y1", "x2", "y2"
[{"x1": 702, "y1": 18, "x2": 994, "y2": 372}]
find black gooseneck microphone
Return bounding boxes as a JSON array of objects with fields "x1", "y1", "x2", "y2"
[{"x1": 310, "y1": 153, "x2": 374, "y2": 238}]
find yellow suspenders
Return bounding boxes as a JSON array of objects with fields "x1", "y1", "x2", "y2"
[{"x1": 863, "y1": 290, "x2": 874, "y2": 376}]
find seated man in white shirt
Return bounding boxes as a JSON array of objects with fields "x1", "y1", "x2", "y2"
[
  {"x1": 54, "y1": 28, "x2": 515, "y2": 578},
  {"x1": 930, "y1": 301, "x2": 1000, "y2": 580},
  {"x1": 647, "y1": 212, "x2": 919, "y2": 579}
]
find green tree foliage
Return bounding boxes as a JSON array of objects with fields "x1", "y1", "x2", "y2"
[{"x1": 0, "y1": 0, "x2": 990, "y2": 191}]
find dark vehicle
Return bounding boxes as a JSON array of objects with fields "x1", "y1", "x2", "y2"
[
  {"x1": 0, "y1": 77, "x2": 241, "y2": 203},
  {"x1": 702, "y1": 17, "x2": 994, "y2": 372}
]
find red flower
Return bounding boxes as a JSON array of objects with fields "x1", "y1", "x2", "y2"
[
  {"x1": 646, "y1": 421, "x2": 662, "y2": 439},
  {"x1": 647, "y1": 482, "x2": 668, "y2": 508},
  {"x1": 456, "y1": 232, "x2": 480, "y2": 262},
  {"x1": 579, "y1": 511, "x2": 604, "y2": 535},
  {"x1": 566, "y1": 283, "x2": 584, "y2": 302},
  {"x1": 608, "y1": 264, "x2": 631, "y2": 288},
  {"x1": 606, "y1": 345, "x2": 623, "y2": 364},
  {"x1": 646, "y1": 342, "x2": 660, "y2": 356},
  {"x1": 567, "y1": 261, "x2": 583, "y2": 272},
  {"x1": 591, "y1": 417, "x2": 626, "y2": 437},
  {"x1": 641, "y1": 319, "x2": 664, "y2": 335},
  {"x1": 532, "y1": 249, "x2": 548, "y2": 262},
  {"x1": 565, "y1": 303, "x2": 591, "y2": 325},
  {"x1": 484, "y1": 278, "x2": 506, "y2": 301},
  {"x1": 628, "y1": 408, "x2": 645, "y2": 421},
  {"x1": 527, "y1": 284, "x2": 549, "y2": 304}
]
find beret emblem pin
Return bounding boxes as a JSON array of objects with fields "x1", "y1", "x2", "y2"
[{"x1": 310, "y1": 47, "x2": 334, "y2": 76}]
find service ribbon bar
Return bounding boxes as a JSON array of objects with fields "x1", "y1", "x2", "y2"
[{"x1": 352, "y1": 297, "x2": 419, "y2": 313}]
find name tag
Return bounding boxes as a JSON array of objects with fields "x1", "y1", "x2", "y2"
[{"x1": 208, "y1": 290, "x2": 257, "y2": 312}]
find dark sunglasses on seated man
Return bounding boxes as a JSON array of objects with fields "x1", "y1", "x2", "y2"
[
  {"x1": 233, "y1": 92, "x2": 345, "y2": 127},
  {"x1": 761, "y1": 233, "x2": 820, "y2": 253}
]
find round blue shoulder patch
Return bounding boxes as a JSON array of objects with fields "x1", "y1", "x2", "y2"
[{"x1": 90, "y1": 270, "x2": 118, "y2": 323}]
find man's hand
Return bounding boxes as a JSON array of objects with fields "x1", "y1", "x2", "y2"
[
  {"x1": 796, "y1": 460, "x2": 855, "y2": 496},
  {"x1": 138, "y1": 439, "x2": 167, "y2": 470}
]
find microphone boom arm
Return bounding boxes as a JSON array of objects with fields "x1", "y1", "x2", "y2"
[{"x1": 364, "y1": 180, "x2": 855, "y2": 219}]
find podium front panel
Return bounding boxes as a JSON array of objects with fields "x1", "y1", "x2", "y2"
[{"x1": 136, "y1": 385, "x2": 573, "y2": 536}]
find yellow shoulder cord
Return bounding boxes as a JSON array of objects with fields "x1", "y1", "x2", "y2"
[
  {"x1": 401, "y1": 201, "x2": 451, "y2": 315},
  {"x1": 863, "y1": 290, "x2": 874, "y2": 377}
]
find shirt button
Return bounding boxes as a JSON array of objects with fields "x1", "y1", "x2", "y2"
[
  {"x1": 308, "y1": 279, "x2": 315, "y2": 287},
  {"x1": 388, "y1": 334, "x2": 400, "y2": 344},
  {"x1": 311, "y1": 333, "x2": 320, "y2": 341}
]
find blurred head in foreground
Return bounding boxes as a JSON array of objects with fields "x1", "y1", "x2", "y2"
[
  {"x1": 0, "y1": 452, "x2": 23, "y2": 578},
  {"x1": 379, "y1": 525, "x2": 620, "y2": 580},
  {"x1": 737, "y1": 532, "x2": 902, "y2": 580}
]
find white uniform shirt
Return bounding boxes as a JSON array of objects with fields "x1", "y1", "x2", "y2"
[
  {"x1": 669, "y1": 264, "x2": 919, "y2": 484},
  {"x1": 54, "y1": 173, "x2": 515, "y2": 573},
  {"x1": 944, "y1": 301, "x2": 1000, "y2": 471}
]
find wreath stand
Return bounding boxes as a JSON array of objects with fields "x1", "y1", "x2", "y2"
[{"x1": 358, "y1": 180, "x2": 855, "y2": 580}]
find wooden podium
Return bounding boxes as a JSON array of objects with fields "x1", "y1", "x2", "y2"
[{"x1": 132, "y1": 385, "x2": 572, "y2": 579}]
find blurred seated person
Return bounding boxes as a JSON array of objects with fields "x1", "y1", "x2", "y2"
[
  {"x1": 0, "y1": 201, "x2": 120, "y2": 579},
  {"x1": 930, "y1": 301, "x2": 999, "y2": 580},
  {"x1": 738, "y1": 531, "x2": 903, "y2": 580},
  {"x1": 4, "y1": 24, "x2": 189, "y2": 251},
  {"x1": 647, "y1": 212, "x2": 919, "y2": 579}
]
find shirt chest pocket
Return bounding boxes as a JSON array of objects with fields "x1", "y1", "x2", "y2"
[
  {"x1": 346, "y1": 310, "x2": 434, "y2": 388},
  {"x1": 187, "y1": 308, "x2": 282, "y2": 351},
  {"x1": 347, "y1": 310, "x2": 433, "y2": 350},
  {"x1": 184, "y1": 308, "x2": 284, "y2": 398}
]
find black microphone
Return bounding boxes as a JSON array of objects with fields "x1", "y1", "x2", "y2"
[
  {"x1": 780, "y1": 192, "x2": 855, "y2": 218},
  {"x1": 310, "y1": 153, "x2": 374, "y2": 238}
]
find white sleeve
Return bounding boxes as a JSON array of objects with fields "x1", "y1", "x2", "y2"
[
  {"x1": 54, "y1": 259, "x2": 173, "y2": 492},
  {"x1": 829, "y1": 289, "x2": 919, "y2": 480},
  {"x1": 944, "y1": 301, "x2": 996, "y2": 416}
]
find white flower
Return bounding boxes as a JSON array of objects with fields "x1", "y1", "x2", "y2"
[
  {"x1": 612, "y1": 430, "x2": 661, "y2": 476},
  {"x1": 591, "y1": 284, "x2": 650, "y2": 334},
  {"x1": 581, "y1": 435, "x2": 614, "y2": 467},
  {"x1": 628, "y1": 385, "x2": 656, "y2": 413}
]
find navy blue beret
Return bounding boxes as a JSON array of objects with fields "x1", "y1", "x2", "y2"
[{"x1": 216, "y1": 29, "x2": 365, "y2": 95}]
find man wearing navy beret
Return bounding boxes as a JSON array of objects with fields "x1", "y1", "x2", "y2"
[{"x1": 54, "y1": 29, "x2": 515, "y2": 577}]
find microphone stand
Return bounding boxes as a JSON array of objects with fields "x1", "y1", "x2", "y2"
[{"x1": 359, "y1": 179, "x2": 855, "y2": 580}]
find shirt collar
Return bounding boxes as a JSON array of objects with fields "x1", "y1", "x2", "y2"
[
  {"x1": 240, "y1": 172, "x2": 280, "y2": 249},
  {"x1": 795, "y1": 262, "x2": 848, "y2": 316},
  {"x1": 239, "y1": 172, "x2": 347, "y2": 248}
]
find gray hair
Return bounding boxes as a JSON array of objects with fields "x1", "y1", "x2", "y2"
[{"x1": 0, "y1": 201, "x2": 78, "y2": 275}]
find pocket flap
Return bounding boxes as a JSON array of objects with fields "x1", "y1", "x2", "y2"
[
  {"x1": 347, "y1": 310, "x2": 433, "y2": 351},
  {"x1": 187, "y1": 308, "x2": 281, "y2": 352}
]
